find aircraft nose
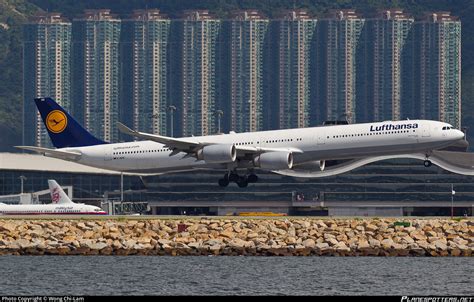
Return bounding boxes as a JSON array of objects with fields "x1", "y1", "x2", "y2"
[{"x1": 454, "y1": 130, "x2": 465, "y2": 140}]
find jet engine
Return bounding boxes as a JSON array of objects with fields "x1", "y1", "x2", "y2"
[
  {"x1": 196, "y1": 144, "x2": 236, "y2": 163},
  {"x1": 253, "y1": 152, "x2": 293, "y2": 170},
  {"x1": 320, "y1": 160, "x2": 325, "y2": 171}
]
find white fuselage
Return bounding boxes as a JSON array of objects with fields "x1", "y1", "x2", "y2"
[
  {"x1": 61, "y1": 120, "x2": 464, "y2": 174},
  {"x1": 0, "y1": 203, "x2": 107, "y2": 215}
]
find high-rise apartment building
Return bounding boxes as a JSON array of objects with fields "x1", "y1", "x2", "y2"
[
  {"x1": 316, "y1": 10, "x2": 364, "y2": 124},
  {"x1": 358, "y1": 10, "x2": 413, "y2": 122},
  {"x1": 121, "y1": 9, "x2": 170, "y2": 135},
  {"x1": 229, "y1": 10, "x2": 269, "y2": 132},
  {"x1": 180, "y1": 10, "x2": 221, "y2": 136},
  {"x1": 73, "y1": 9, "x2": 121, "y2": 142},
  {"x1": 277, "y1": 10, "x2": 317, "y2": 129},
  {"x1": 23, "y1": 13, "x2": 72, "y2": 147},
  {"x1": 416, "y1": 12, "x2": 461, "y2": 128}
]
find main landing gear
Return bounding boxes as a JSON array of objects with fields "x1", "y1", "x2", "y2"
[
  {"x1": 423, "y1": 153, "x2": 432, "y2": 167},
  {"x1": 218, "y1": 171, "x2": 259, "y2": 187}
]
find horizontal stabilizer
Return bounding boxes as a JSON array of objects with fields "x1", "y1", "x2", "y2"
[{"x1": 15, "y1": 146, "x2": 81, "y2": 161}]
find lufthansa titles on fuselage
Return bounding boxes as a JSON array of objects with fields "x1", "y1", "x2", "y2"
[{"x1": 370, "y1": 123, "x2": 419, "y2": 132}]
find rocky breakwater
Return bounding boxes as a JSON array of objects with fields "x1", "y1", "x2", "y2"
[{"x1": 0, "y1": 218, "x2": 471, "y2": 256}]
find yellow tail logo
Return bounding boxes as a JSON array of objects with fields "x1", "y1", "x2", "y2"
[{"x1": 46, "y1": 110, "x2": 68, "y2": 134}]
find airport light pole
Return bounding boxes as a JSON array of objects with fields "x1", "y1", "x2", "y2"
[
  {"x1": 461, "y1": 127, "x2": 468, "y2": 141},
  {"x1": 18, "y1": 175, "x2": 27, "y2": 194},
  {"x1": 215, "y1": 110, "x2": 223, "y2": 134},
  {"x1": 168, "y1": 105, "x2": 177, "y2": 137},
  {"x1": 451, "y1": 184, "x2": 455, "y2": 218},
  {"x1": 120, "y1": 172, "x2": 124, "y2": 203}
]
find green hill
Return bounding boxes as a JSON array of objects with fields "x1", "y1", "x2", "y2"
[{"x1": 0, "y1": 0, "x2": 40, "y2": 151}]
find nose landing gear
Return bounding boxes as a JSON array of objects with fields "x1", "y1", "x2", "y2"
[{"x1": 423, "y1": 153, "x2": 432, "y2": 167}]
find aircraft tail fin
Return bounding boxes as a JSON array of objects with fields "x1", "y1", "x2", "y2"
[
  {"x1": 34, "y1": 97, "x2": 107, "y2": 148},
  {"x1": 48, "y1": 180, "x2": 74, "y2": 204}
]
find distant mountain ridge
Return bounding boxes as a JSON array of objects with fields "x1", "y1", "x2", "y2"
[
  {"x1": 0, "y1": 0, "x2": 40, "y2": 151},
  {"x1": 1, "y1": 0, "x2": 473, "y2": 151}
]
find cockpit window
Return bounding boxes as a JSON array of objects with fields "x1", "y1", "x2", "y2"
[{"x1": 442, "y1": 126, "x2": 454, "y2": 130}]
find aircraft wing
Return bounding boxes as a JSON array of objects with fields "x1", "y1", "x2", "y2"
[
  {"x1": 118, "y1": 122, "x2": 303, "y2": 156},
  {"x1": 15, "y1": 146, "x2": 82, "y2": 161}
]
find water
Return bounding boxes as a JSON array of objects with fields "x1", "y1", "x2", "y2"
[{"x1": 0, "y1": 256, "x2": 471, "y2": 295}]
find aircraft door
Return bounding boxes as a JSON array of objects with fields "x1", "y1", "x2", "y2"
[
  {"x1": 422, "y1": 124, "x2": 431, "y2": 137},
  {"x1": 317, "y1": 135, "x2": 326, "y2": 145},
  {"x1": 258, "y1": 135, "x2": 267, "y2": 148},
  {"x1": 104, "y1": 147, "x2": 113, "y2": 161}
]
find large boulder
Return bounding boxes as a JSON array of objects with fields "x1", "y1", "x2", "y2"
[
  {"x1": 335, "y1": 242, "x2": 351, "y2": 253},
  {"x1": 302, "y1": 239, "x2": 316, "y2": 248},
  {"x1": 0, "y1": 222, "x2": 17, "y2": 233},
  {"x1": 220, "y1": 230, "x2": 235, "y2": 239},
  {"x1": 365, "y1": 224, "x2": 378, "y2": 232}
]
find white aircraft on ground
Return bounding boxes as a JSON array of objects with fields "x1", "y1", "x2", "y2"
[
  {"x1": 0, "y1": 180, "x2": 107, "y2": 215},
  {"x1": 17, "y1": 98, "x2": 467, "y2": 187}
]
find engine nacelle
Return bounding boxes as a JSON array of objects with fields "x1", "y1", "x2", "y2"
[
  {"x1": 253, "y1": 152, "x2": 293, "y2": 170},
  {"x1": 196, "y1": 144, "x2": 236, "y2": 163},
  {"x1": 320, "y1": 160, "x2": 326, "y2": 171}
]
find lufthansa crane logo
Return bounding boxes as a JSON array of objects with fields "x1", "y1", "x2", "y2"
[{"x1": 46, "y1": 110, "x2": 68, "y2": 134}]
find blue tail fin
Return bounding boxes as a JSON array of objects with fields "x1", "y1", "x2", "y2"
[{"x1": 34, "y1": 97, "x2": 107, "y2": 148}]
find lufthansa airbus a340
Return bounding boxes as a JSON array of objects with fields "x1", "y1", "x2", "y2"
[{"x1": 17, "y1": 98, "x2": 466, "y2": 187}]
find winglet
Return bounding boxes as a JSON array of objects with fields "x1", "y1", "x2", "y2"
[{"x1": 117, "y1": 122, "x2": 137, "y2": 136}]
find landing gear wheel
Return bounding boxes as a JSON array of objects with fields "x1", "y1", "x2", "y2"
[
  {"x1": 229, "y1": 172, "x2": 239, "y2": 182},
  {"x1": 247, "y1": 174, "x2": 258, "y2": 183},
  {"x1": 423, "y1": 160, "x2": 432, "y2": 167},
  {"x1": 218, "y1": 178, "x2": 229, "y2": 187},
  {"x1": 236, "y1": 176, "x2": 248, "y2": 188}
]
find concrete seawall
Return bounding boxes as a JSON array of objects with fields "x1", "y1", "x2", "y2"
[{"x1": 0, "y1": 218, "x2": 472, "y2": 256}]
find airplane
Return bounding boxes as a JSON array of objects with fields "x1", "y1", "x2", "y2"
[
  {"x1": 0, "y1": 180, "x2": 107, "y2": 215},
  {"x1": 16, "y1": 97, "x2": 466, "y2": 188}
]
